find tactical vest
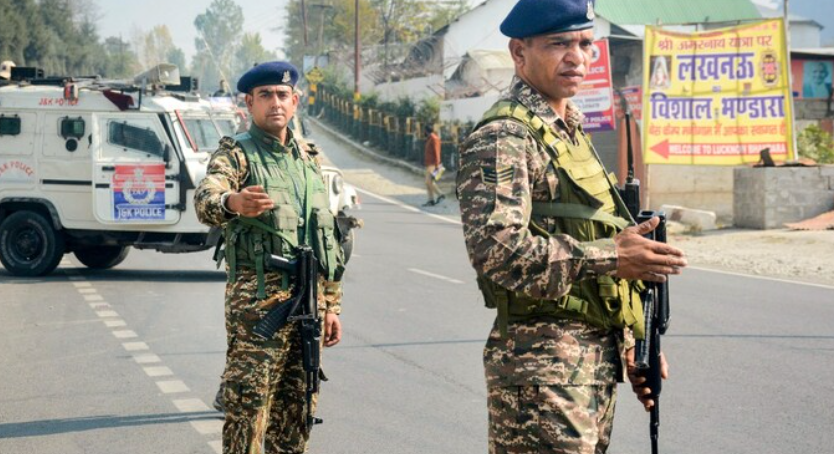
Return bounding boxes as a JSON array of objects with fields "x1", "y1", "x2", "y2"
[
  {"x1": 223, "y1": 129, "x2": 341, "y2": 300},
  {"x1": 474, "y1": 101, "x2": 645, "y2": 340}
]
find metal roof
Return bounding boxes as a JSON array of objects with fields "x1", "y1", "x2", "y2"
[{"x1": 596, "y1": 0, "x2": 762, "y2": 25}]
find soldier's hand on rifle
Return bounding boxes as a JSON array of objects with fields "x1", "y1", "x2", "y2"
[
  {"x1": 614, "y1": 217, "x2": 687, "y2": 282},
  {"x1": 626, "y1": 348, "x2": 669, "y2": 411},
  {"x1": 227, "y1": 185, "x2": 275, "y2": 217},
  {"x1": 323, "y1": 313, "x2": 341, "y2": 347}
]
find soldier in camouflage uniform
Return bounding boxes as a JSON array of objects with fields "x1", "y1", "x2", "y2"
[
  {"x1": 194, "y1": 61, "x2": 344, "y2": 454},
  {"x1": 456, "y1": 1, "x2": 688, "y2": 453}
]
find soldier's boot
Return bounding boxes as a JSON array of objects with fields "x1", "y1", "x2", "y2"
[{"x1": 213, "y1": 382, "x2": 225, "y2": 413}]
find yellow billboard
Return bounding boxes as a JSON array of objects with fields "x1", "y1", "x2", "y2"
[{"x1": 642, "y1": 19, "x2": 795, "y2": 165}]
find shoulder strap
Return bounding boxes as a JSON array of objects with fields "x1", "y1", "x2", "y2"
[{"x1": 477, "y1": 101, "x2": 563, "y2": 158}]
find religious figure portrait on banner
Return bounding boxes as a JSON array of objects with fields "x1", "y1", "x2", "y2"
[
  {"x1": 802, "y1": 60, "x2": 833, "y2": 99},
  {"x1": 649, "y1": 55, "x2": 672, "y2": 90}
]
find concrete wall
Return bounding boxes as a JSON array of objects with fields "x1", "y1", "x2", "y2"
[
  {"x1": 734, "y1": 166, "x2": 834, "y2": 229},
  {"x1": 647, "y1": 165, "x2": 736, "y2": 222}
]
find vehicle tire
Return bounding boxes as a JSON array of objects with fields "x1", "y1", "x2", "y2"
[
  {"x1": 0, "y1": 211, "x2": 65, "y2": 277},
  {"x1": 74, "y1": 246, "x2": 130, "y2": 269},
  {"x1": 341, "y1": 228, "x2": 355, "y2": 264}
]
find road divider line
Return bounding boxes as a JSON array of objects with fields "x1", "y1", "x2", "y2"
[
  {"x1": 408, "y1": 268, "x2": 464, "y2": 284},
  {"x1": 84, "y1": 294, "x2": 104, "y2": 302},
  {"x1": 173, "y1": 398, "x2": 211, "y2": 413},
  {"x1": 143, "y1": 366, "x2": 174, "y2": 377},
  {"x1": 96, "y1": 310, "x2": 119, "y2": 318},
  {"x1": 89, "y1": 301, "x2": 110, "y2": 309},
  {"x1": 112, "y1": 330, "x2": 138, "y2": 339},
  {"x1": 133, "y1": 353, "x2": 162, "y2": 364},
  {"x1": 156, "y1": 380, "x2": 190, "y2": 394},
  {"x1": 104, "y1": 319, "x2": 127, "y2": 328},
  {"x1": 72, "y1": 281, "x2": 91, "y2": 287},
  {"x1": 77, "y1": 288, "x2": 97, "y2": 294},
  {"x1": 122, "y1": 342, "x2": 149, "y2": 351},
  {"x1": 355, "y1": 188, "x2": 463, "y2": 226}
]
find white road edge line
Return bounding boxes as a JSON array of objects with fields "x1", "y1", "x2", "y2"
[
  {"x1": 354, "y1": 187, "x2": 462, "y2": 226},
  {"x1": 408, "y1": 268, "x2": 464, "y2": 284},
  {"x1": 208, "y1": 440, "x2": 223, "y2": 454},
  {"x1": 688, "y1": 266, "x2": 834, "y2": 290}
]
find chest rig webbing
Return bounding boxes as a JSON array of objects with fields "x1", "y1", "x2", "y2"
[
  {"x1": 222, "y1": 131, "x2": 340, "y2": 300},
  {"x1": 474, "y1": 101, "x2": 645, "y2": 339}
]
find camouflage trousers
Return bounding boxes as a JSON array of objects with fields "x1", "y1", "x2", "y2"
[
  {"x1": 222, "y1": 323, "x2": 316, "y2": 454},
  {"x1": 488, "y1": 384, "x2": 617, "y2": 454},
  {"x1": 222, "y1": 272, "x2": 318, "y2": 454}
]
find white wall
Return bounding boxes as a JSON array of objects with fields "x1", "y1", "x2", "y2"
[
  {"x1": 440, "y1": 94, "x2": 501, "y2": 123},
  {"x1": 441, "y1": 0, "x2": 515, "y2": 79},
  {"x1": 791, "y1": 23, "x2": 822, "y2": 48},
  {"x1": 372, "y1": 75, "x2": 445, "y2": 103}
]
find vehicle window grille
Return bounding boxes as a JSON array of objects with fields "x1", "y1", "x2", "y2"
[
  {"x1": 61, "y1": 117, "x2": 85, "y2": 139},
  {"x1": 108, "y1": 122, "x2": 163, "y2": 156},
  {"x1": 0, "y1": 116, "x2": 22, "y2": 136}
]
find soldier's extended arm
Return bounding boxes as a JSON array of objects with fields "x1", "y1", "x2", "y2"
[
  {"x1": 457, "y1": 120, "x2": 617, "y2": 301},
  {"x1": 193, "y1": 138, "x2": 248, "y2": 227}
]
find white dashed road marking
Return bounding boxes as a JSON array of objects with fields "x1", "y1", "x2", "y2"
[
  {"x1": 190, "y1": 419, "x2": 223, "y2": 435},
  {"x1": 122, "y1": 342, "x2": 149, "y2": 351},
  {"x1": 112, "y1": 330, "x2": 138, "y2": 339},
  {"x1": 208, "y1": 440, "x2": 223, "y2": 454},
  {"x1": 143, "y1": 366, "x2": 174, "y2": 377},
  {"x1": 173, "y1": 398, "x2": 211, "y2": 413},
  {"x1": 133, "y1": 353, "x2": 162, "y2": 364},
  {"x1": 63, "y1": 260, "x2": 221, "y2": 451},
  {"x1": 156, "y1": 380, "x2": 190, "y2": 394}
]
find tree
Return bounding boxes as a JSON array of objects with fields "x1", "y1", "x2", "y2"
[
  {"x1": 102, "y1": 36, "x2": 140, "y2": 78},
  {"x1": 138, "y1": 25, "x2": 181, "y2": 70},
  {"x1": 234, "y1": 33, "x2": 278, "y2": 82},
  {"x1": 282, "y1": 0, "x2": 380, "y2": 70},
  {"x1": 192, "y1": 0, "x2": 245, "y2": 93}
]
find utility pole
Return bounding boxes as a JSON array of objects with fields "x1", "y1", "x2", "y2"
[
  {"x1": 301, "y1": 0, "x2": 309, "y2": 47},
  {"x1": 784, "y1": 0, "x2": 799, "y2": 160},
  {"x1": 354, "y1": 0, "x2": 361, "y2": 101}
]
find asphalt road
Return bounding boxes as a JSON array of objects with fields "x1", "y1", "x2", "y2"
[{"x1": 1, "y1": 121, "x2": 832, "y2": 453}]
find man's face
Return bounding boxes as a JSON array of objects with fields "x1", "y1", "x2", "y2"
[
  {"x1": 246, "y1": 84, "x2": 298, "y2": 136},
  {"x1": 510, "y1": 29, "x2": 595, "y2": 102},
  {"x1": 811, "y1": 63, "x2": 828, "y2": 85}
]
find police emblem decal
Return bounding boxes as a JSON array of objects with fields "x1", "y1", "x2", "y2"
[
  {"x1": 282, "y1": 71, "x2": 291, "y2": 83},
  {"x1": 586, "y1": 1, "x2": 595, "y2": 20}
]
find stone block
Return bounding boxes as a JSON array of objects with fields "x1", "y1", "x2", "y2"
[{"x1": 659, "y1": 204, "x2": 718, "y2": 231}]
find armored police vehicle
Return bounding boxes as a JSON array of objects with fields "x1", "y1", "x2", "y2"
[{"x1": 0, "y1": 64, "x2": 359, "y2": 277}]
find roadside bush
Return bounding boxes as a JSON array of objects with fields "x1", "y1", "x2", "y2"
[{"x1": 798, "y1": 124, "x2": 834, "y2": 164}]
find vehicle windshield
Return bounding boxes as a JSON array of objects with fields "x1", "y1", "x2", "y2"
[{"x1": 181, "y1": 117, "x2": 238, "y2": 152}]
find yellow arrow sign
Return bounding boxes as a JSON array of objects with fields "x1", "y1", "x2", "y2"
[{"x1": 306, "y1": 67, "x2": 324, "y2": 84}]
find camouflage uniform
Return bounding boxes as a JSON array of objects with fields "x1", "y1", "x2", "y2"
[
  {"x1": 195, "y1": 125, "x2": 341, "y2": 454},
  {"x1": 457, "y1": 77, "x2": 632, "y2": 454}
]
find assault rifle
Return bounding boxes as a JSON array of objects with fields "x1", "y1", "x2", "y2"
[
  {"x1": 619, "y1": 106, "x2": 671, "y2": 454},
  {"x1": 252, "y1": 245, "x2": 324, "y2": 431}
]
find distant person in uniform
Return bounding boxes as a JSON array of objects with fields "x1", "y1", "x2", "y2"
[
  {"x1": 803, "y1": 61, "x2": 833, "y2": 99},
  {"x1": 423, "y1": 124, "x2": 446, "y2": 206},
  {"x1": 194, "y1": 61, "x2": 345, "y2": 454},
  {"x1": 214, "y1": 78, "x2": 232, "y2": 97},
  {"x1": 456, "y1": 0, "x2": 688, "y2": 452}
]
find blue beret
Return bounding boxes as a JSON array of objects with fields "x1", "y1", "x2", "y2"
[
  {"x1": 237, "y1": 61, "x2": 299, "y2": 93},
  {"x1": 500, "y1": 0, "x2": 596, "y2": 39}
]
